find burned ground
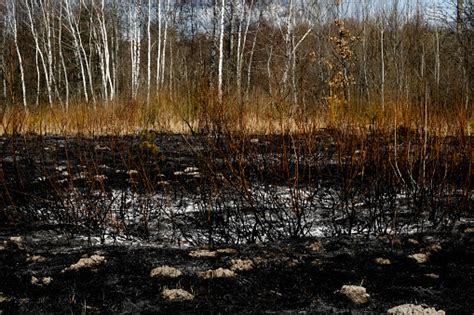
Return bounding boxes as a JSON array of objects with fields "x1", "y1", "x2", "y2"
[
  {"x1": 0, "y1": 131, "x2": 472, "y2": 313},
  {"x1": 1, "y1": 229, "x2": 473, "y2": 314}
]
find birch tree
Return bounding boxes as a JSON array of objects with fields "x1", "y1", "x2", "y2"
[
  {"x1": 146, "y1": 0, "x2": 152, "y2": 104},
  {"x1": 8, "y1": 0, "x2": 27, "y2": 108},
  {"x1": 130, "y1": 0, "x2": 142, "y2": 99},
  {"x1": 218, "y1": 0, "x2": 226, "y2": 104},
  {"x1": 92, "y1": 0, "x2": 115, "y2": 103},
  {"x1": 155, "y1": 0, "x2": 162, "y2": 91},
  {"x1": 58, "y1": 2, "x2": 69, "y2": 109},
  {"x1": 282, "y1": 0, "x2": 294, "y2": 94},
  {"x1": 0, "y1": 4, "x2": 6, "y2": 101},
  {"x1": 25, "y1": 0, "x2": 53, "y2": 106},
  {"x1": 235, "y1": 0, "x2": 254, "y2": 102},
  {"x1": 64, "y1": 0, "x2": 89, "y2": 102},
  {"x1": 160, "y1": 0, "x2": 170, "y2": 86}
]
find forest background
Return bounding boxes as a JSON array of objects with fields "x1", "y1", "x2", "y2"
[{"x1": 0, "y1": 0, "x2": 472, "y2": 135}]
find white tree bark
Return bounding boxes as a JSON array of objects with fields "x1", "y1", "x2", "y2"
[
  {"x1": 58, "y1": 2, "x2": 70, "y2": 110},
  {"x1": 111, "y1": 0, "x2": 119, "y2": 100},
  {"x1": 35, "y1": 46, "x2": 41, "y2": 106},
  {"x1": 92, "y1": 0, "x2": 114, "y2": 103},
  {"x1": 130, "y1": 0, "x2": 142, "y2": 99},
  {"x1": 93, "y1": 24, "x2": 108, "y2": 101},
  {"x1": 155, "y1": 0, "x2": 162, "y2": 91},
  {"x1": 381, "y1": 28, "x2": 385, "y2": 112},
  {"x1": 8, "y1": 0, "x2": 27, "y2": 108},
  {"x1": 362, "y1": 0, "x2": 370, "y2": 103},
  {"x1": 40, "y1": 0, "x2": 56, "y2": 105},
  {"x1": 236, "y1": 0, "x2": 254, "y2": 101},
  {"x1": 100, "y1": 0, "x2": 114, "y2": 101},
  {"x1": 25, "y1": 0, "x2": 53, "y2": 106},
  {"x1": 435, "y1": 28, "x2": 440, "y2": 87},
  {"x1": 245, "y1": 15, "x2": 261, "y2": 101},
  {"x1": 0, "y1": 11, "x2": 5, "y2": 100},
  {"x1": 147, "y1": 0, "x2": 152, "y2": 104},
  {"x1": 85, "y1": 0, "x2": 96, "y2": 105},
  {"x1": 65, "y1": 0, "x2": 89, "y2": 102},
  {"x1": 267, "y1": 46, "x2": 273, "y2": 96},
  {"x1": 282, "y1": 0, "x2": 294, "y2": 94},
  {"x1": 218, "y1": 0, "x2": 226, "y2": 104},
  {"x1": 160, "y1": 0, "x2": 170, "y2": 86}
]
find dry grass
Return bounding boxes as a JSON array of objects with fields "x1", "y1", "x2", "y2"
[{"x1": 0, "y1": 93, "x2": 471, "y2": 136}]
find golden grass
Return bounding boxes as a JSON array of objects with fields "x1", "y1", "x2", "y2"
[{"x1": 0, "y1": 95, "x2": 471, "y2": 137}]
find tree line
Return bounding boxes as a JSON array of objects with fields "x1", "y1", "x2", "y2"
[{"x1": 0, "y1": 0, "x2": 472, "y2": 124}]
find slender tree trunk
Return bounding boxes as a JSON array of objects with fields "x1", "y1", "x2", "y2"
[
  {"x1": 282, "y1": 0, "x2": 293, "y2": 93},
  {"x1": 267, "y1": 46, "x2": 273, "y2": 96},
  {"x1": 65, "y1": 0, "x2": 89, "y2": 102},
  {"x1": 130, "y1": 0, "x2": 142, "y2": 99},
  {"x1": 0, "y1": 14, "x2": 5, "y2": 101},
  {"x1": 236, "y1": 0, "x2": 254, "y2": 102},
  {"x1": 168, "y1": 32, "x2": 174, "y2": 94},
  {"x1": 146, "y1": 0, "x2": 152, "y2": 104},
  {"x1": 25, "y1": 0, "x2": 53, "y2": 107},
  {"x1": 457, "y1": 0, "x2": 463, "y2": 34},
  {"x1": 35, "y1": 48, "x2": 41, "y2": 107},
  {"x1": 362, "y1": 0, "x2": 370, "y2": 103},
  {"x1": 160, "y1": 0, "x2": 170, "y2": 86},
  {"x1": 218, "y1": 0, "x2": 226, "y2": 105},
  {"x1": 111, "y1": 0, "x2": 119, "y2": 100},
  {"x1": 58, "y1": 3, "x2": 69, "y2": 110},
  {"x1": 381, "y1": 28, "x2": 385, "y2": 113},
  {"x1": 98, "y1": 0, "x2": 114, "y2": 101},
  {"x1": 156, "y1": 0, "x2": 162, "y2": 91},
  {"x1": 41, "y1": 0, "x2": 56, "y2": 106},
  {"x1": 81, "y1": 0, "x2": 96, "y2": 105},
  {"x1": 245, "y1": 21, "x2": 260, "y2": 102},
  {"x1": 9, "y1": 0, "x2": 27, "y2": 109}
]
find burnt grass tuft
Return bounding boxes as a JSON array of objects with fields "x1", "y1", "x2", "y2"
[{"x1": 0, "y1": 131, "x2": 472, "y2": 313}]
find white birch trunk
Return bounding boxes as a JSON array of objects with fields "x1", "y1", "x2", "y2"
[
  {"x1": 40, "y1": 0, "x2": 55, "y2": 105},
  {"x1": 92, "y1": 0, "x2": 113, "y2": 103},
  {"x1": 381, "y1": 29, "x2": 385, "y2": 112},
  {"x1": 25, "y1": 0, "x2": 53, "y2": 106},
  {"x1": 236, "y1": 0, "x2": 254, "y2": 101},
  {"x1": 35, "y1": 47, "x2": 41, "y2": 107},
  {"x1": 93, "y1": 25, "x2": 108, "y2": 101},
  {"x1": 282, "y1": 0, "x2": 293, "y2": 93},
  {"x1": 9, "y1": 0, "x2": 27, "y2": 108},
  {"x1": 130, "y1": 0, "x2": 142, "y2": 99},
  {"x1": 147, "y1": 0, "x2": 152, "y2": 104},
  {"x1": 65, "y1": 0, "x2": 89, "y2": 102},
  {"x1": 218, "y1": 0, "x2": 226, "y2": 104},
  {"x1": 156, "y1": 0, "x2": 162, "y2": 91},
  {"x1": 362, "y1": 0, "x2": 370, "y2": 103},
  {"x1": 112, "y1": 0, "x2": 119, "y2": 100},
  {"x1": 168, "y1": 33, "x2": 173, "y2": 94},
  {"x1": 160, "y1": 0, "x2": 170, "y2": 86},
  {"x1": 99, "y1": 0, "x2": 114, "y2": 101},
  {"x1": 245, "y1": 26, "x2": 258, "y2": 102},
  {"x1": 0, "y1": 14, "x2": 5, "y2": 100},
  {"x1": 435, "y1": 29, "x2": 440, "y2": 87},
  {"x1": 85, "y1": 0, "x2": 96, "y2": 105},
  {"x1": 58, "y1": 3, "x2": 69, "y2": 110}
]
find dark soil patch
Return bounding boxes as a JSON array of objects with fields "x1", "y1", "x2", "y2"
[{"x1": 1, "y1": 230, "x2": 472, "y2": 314}]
